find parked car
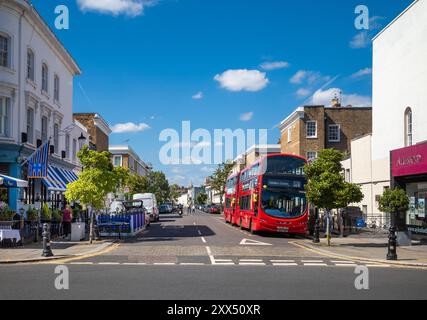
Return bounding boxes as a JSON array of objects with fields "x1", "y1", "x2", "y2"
[
  {"x1": 159, "y1": 204, "x2": 173, "y2": 214},
  {"x1": 133, "y1": 193, "x2": 159, "y2": 222},
  {"x1": 209, "y1": 205, "x2": 221, "y2": 214}
]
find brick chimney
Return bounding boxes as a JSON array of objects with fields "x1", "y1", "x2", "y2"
[{"x1": 331, "y1": 97, "x2": 341, "y2": 108}]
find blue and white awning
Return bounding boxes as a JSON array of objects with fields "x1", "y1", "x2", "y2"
[
  {"x1": 41, "y1": 166, "x2": 79, "y2": 192},
  {"x1": 0, "y1": 174, "x2": 28, "y2": 188}
]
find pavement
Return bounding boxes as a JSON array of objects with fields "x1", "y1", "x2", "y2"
[
  {"x1": 294, "y1": 236, "x2": 427, "y2": 268},
  {"x1": 0, "y1": 240, "x2": 116, "y2": 264},
  {"x1": 1, "y1": 211, "x2": 427, "y2": 299}
]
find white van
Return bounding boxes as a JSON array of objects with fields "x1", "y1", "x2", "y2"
[{"x1": 133, "y1": 193, "x2": 159, "y2": 222}]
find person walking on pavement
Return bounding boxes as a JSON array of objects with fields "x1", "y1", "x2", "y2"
[
  {"x1": 63, "y1": 205, "x2": 73, "y2": 240},
  {"x1": 192, "y1": 204, "x2": 196, "y2": 214}
]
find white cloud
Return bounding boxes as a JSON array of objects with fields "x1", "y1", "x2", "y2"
[
  {"x1": 239, "y1": 112, "x2": 254, "y2": 121},
  {"x1": 310, "y1": 88, "x2": 371, "y2": 107},
  {"x1": 296, "y1": 88, "x2": 311, "y2": 98},
  {"x1": 260, "y1": 61, "x2": 290, "y2": 71},
  {"x1": 349, "y1": 31, "x2": 370, "y2": 49},
  {"x1": 290, "y1": 70, "x2": 307, "y2": 84},
  {"x1": 77, "y1": 0, "x2": 158, "y2": 17},
  {"x1": 111, "y1": 122, "x2": 151, "y2": 133},
  {"x1": 351, "y1": 68, "x2": 372, "y2": 78},
  {"x1": 214, "y1": 69, "x2": 269, "y2": 92},
  {"x1": 192, "y1": 91, "x2": 203, "y2": 100}
]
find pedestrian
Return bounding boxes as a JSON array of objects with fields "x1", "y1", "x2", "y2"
[
  {"x1": 63, "y1": 205, "x2": 73, "y2": 240},
  {"x1": 192, "y1": 204, "x2": 196, "y2": 214}
]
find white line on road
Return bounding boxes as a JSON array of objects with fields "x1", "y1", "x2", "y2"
[
  {"x1": 98, "y1": 262, "x2": 121, "y2": 265},
  {"x1": 301, "y1": 260, "x2": 325, "y2": 263},
  {"x1": 214, "y1": 259, "x2": 233, "y2": 262},
  {"x1": 69, "y1": 262, "x2": 94, "y2": 265},
  {"x1": 239, "y1": 259, "x2": 263, "y2": 262},
  {"x1": 334, "y1": 264, "x2": 357, "y2": 267},
  {"x1": 179, "y1": 263, "x2": 206, "y2": 266},
  {"x1": 270, "y1": 260, "x2": 296, "y2": 263},
  {"x1": 303, "y1": 263, "x2": 328, "y2": 266},
  {"x1": 331, "y1": 260, "x2": 357, "y2": 264},
  {"x1": 272, "y1": 263, "x2": 299, "y2": 266},
  {"x1": 206, "y1": 246, "x2": 215, "y2": 264},
  {"x1": 153, "y1": 263, "x2": 176, "y2": 265},
  {"x1": 201, "y1": 237, "x2": 207, "y2": 243},
  {"x1": 239, "y1": 262, "x2": 266, "y2": 266},
  {"x1": 122, "y1": 263, "x2": 147, "y2": 266}
]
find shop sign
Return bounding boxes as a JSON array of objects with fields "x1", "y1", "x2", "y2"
[{"x1": 391, "y1": 143, "x2": 427, "y2": 177}]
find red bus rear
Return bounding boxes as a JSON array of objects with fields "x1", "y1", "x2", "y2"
[
  {"x1": 227, "y1": 153, "x2": 308, "y2": 235},
  {"x1": 224, "y1": 172, "x2": 239, "y2": 224}
]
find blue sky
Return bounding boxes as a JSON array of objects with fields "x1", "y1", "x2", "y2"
[{"x1": 32, "y1": 0, "x2": 412, "y2": 186}]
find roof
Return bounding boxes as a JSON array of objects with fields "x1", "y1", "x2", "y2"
[{"x1": 8, "y1": 0, "x2": 82, "y2": 75}]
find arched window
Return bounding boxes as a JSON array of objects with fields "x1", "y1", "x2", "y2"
[
  {"x1": 0, "y1": 33, "x2": 10, "y2": 68},
  {"x1": 405, "y1": 107, "x2": 413, "y2": 147},
  {"x1": 27, "y1": 48, "x2": 35, "y2": 81},
  {"x1": 42, "y1": 63, "x2": 48, "y2": 92}
]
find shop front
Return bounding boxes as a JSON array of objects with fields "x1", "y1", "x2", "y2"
[{"x1": 391, "y1": 142, "x2": 427, "y2": 240}]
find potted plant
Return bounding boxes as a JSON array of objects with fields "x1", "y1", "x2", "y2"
[
  {"x1": 27, "y1": 207, "x2": 38, "y2": 222},
  {"x1": 40, "y1": 203, "x2": 52, "y2": 222},
  {"x1": 52, "y1": 209, "x2": 63, "y2": 222},
  {"x1": 0, "y1": 202, "x2": 15, "y2": 221}
]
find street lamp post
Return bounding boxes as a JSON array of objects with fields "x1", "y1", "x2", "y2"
[{"x1": 387, "y1": 212, "x2": 398, "y2": 260}]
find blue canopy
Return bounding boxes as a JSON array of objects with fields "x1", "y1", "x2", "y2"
[
  {"x1": 0, "y1": 174, "x2": 28, "y2": 188},
  {"x1": 41, "y1": 166, "x2": 79, "y2": 192}
]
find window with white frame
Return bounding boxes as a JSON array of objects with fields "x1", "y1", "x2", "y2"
[
  {"x1": 113, "y1": 155, "x2": 123, "y2": 167},
  {"x1": 26, "y1": 108, "x2": 34, "y2": 144},
  {"x1": 54, "y1": 75, "x2": 60, "y2": 102},
  {"x1": 42, "y1": 63, "x2": 48, "y2": 92},
  {"x1": 27, "y1": 49, "x2": 35, "y2": 81},
  {"x1": 405, "y1": 107, "x2": 413, "y2": 147},
  {"x1": 53, "y1": 123, "x2": 59, "y2": 154},
  {"x1": 306, "y1": 121, "x2": 317, "y2": 138},
  {"x1": 41, "y1": 116, "x2": 48, "y2": 142},
  {"x1": 0, "y1": 97, "x2": 10, "y2": 136},
  {"x1": 328, "y1": 124, "x2": 341, "y2": 142},
  {"x1": 307, "y1": 151, "x2": 317, "y2": 162},
  {"x1": 65, "y1": 134, "x2": 70, "y2": 159},
  {"x1": 0, "y1": 34, "x2": 10, "y2": 68},
  {"x1": 287, "y1": 127, "x2": 292, "y2": 143}
]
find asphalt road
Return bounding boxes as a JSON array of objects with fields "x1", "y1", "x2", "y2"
[{"x1": 1, "y1": 211, "x2": 426, "y2": 300}]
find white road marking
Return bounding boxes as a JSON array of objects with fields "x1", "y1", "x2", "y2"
[
  {"x1": 214, "y1": 259, "x2": 233, "y2": 262},
  {"x1": 69, "y1": 262, "x2": 94, "y2": 265},
  {"x1": 212, "y1": 262, "x2": 235, "y2": 265},
  {"x1": 206, "y1": 246, "x2": 215, "y2": 264},
  {"x1": 331, "y1": 260, "x2": 356, "y2": 264},
  {"x1": 239, "y1": 262, "x2": 266, "y2": 266},
  {"x1": 98, "y1": 262, "x2": 121, "y2": 265},
  {"x1": 239, "y1": 259, "x2": 263, "y2": 262},
  {"x1": 179, "y1": 263, "x2": 206, "y2": 266},
  {"x1": 301, "y1": 260, "x2": 325, "y2": 263},
  {"x1": 272, "y1": 263, "x2": 299, "y2": 266},
  {"x1": 153, "y1": 263, "x2": 176, "y2": 265},
  {"x1": 334, "y1": 264, "x2": 357, "y2": 267},
  {"x1": 270, "y1": 260, "x2": 295, "y2": 263},
  {"x1": 303, "y1": 263, "x2": 328, "y2": 266},
  {"x1": 239, "y1": 238, "x2": 272, "y2": 246},
  {"x1": 122, "y1": 263, "x2": 147, "y2": 266},
  {"x1": 201, "y1": 237, "x2": 207, "y2": 243}
]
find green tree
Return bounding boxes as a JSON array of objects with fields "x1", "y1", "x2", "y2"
[
  {"x1": 169, "y1": 184, "x2": 181, "y2": 203},
  {"x1": 305, "y1": 149, "x2": 363, "y2": 245},
  {"x1": 147, "y1": 171, "x2": 170, "y2": 204},
  {"x1": 65, "y1": 146, "x2": 124, "y2": 243},
  {"x1": 197, "y1": 192, "x2": 208, "y2": 205},
  {"x1": 127, "y1": 174, "x2": 149, "y2": 195},
  {"x1": 208, "y1": 162, "x2": 234, "y2": 208},
  {"x1": 378, "y1": 188, "x2": 409, "y2": 220}
]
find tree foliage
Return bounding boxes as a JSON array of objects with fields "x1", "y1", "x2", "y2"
[
  {"x1": 305, "y1": 149, "x2": 363, "y2": 210},
  {"x1": 208, "y1": 162, "x2": 234, "y2": 205},
  {"x1": 378, "y1": 188, "x2": 409, "y2": 214},
  {"x1": 65, "y1": 146, "x2": 122, "y2": 210},
  {"x1": 127, "y1": 174, "x2": 149, "y2": 195},
  {"x1": 146, "y1": 171, "x2": 171, "y2": 204},
  {"x1": 197, "y1": 192, "x2": 208, "y2": 205}
]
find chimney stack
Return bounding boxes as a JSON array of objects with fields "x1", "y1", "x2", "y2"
[{"x1": 331, "y1": 93, "x2": 341, "y2": 108}]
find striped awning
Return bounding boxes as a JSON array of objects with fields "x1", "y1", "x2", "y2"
[
  {"x1": 54, "y1": 167, "x2": 79, "y2": 185},
  {"x1": 0, "y1": 174, "x2": 28, "y2": 188},
  {"x1": 42, "y1": 165, "x2": 67, "y2": 192}
]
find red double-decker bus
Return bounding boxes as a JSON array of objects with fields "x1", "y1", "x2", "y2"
[
  {"x1": 224, "y1": 172, "x2": 239, "y2": 224},
  {"x1": 225, "y1": 153, "x2": 308, "y2": 235}
]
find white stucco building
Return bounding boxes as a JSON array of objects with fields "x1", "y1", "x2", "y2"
[
  {"x1": 343, "y1": 0, "x2": 427, "y2": 235},
  {"x1": 0, "y1": 0, "x2": 87, "y2": 211}
]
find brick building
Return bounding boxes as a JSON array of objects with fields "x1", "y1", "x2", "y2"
[
  {"x1": 73, "y1": 113, "x2": 112, "y2": 152},
  {"x1": 279, "y1": 100, "x2": 372, "y2": 161},
  {"x1": 109, "y1": 145, "x2": 151, "y2": 177}
]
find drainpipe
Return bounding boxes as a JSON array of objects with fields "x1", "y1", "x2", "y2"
[{"x1": 17, "y1": 8, "x2": 25, "y2": 144}]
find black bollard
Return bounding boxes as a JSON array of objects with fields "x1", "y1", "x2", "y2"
[{"x1": 42, "y1": 223, "x2": 54, "y2": 257}]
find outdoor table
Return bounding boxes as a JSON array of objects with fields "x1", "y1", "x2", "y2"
[{"x1": 0, "y1": 229, "x2": 21, "y2": 247}]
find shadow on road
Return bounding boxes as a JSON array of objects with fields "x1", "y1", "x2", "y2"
[{"x1": 124, "y1": 225, "x2": 216, "y2": 243}]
